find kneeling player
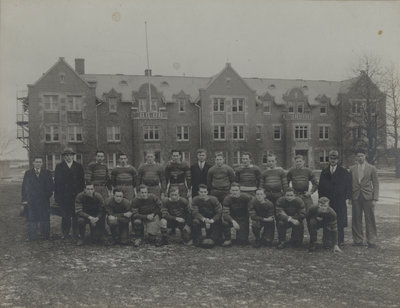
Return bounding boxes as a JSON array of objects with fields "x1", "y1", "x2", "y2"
[
  {"x1": 131, "y1": 185, "x2": 162, "y2": 247},
  {"x1": 308, "y1": 197, "x2": 342, "y2": 253},
  {"x1": 106, "y1": 189, "x2": 133, "y2": 245},
  {"x1": 249, "y1": 189, "x2": 275, "y2": 248},
  {"x1": 276, "y1": 188, "x2": 306, "y2": 249},
  {"x1": 222, "y1": 183, "x2": 251, "y2": 246},
  {"x1": 160, "y1": 186, "x2": 191, "y2": 245},
  {"x1": 192, "y1": 184, "x2": 223, "y2": 248}
]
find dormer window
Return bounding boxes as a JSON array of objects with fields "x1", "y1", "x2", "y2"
[
  {"x1": 109, "y1": 97, "x2": 117, "y2": 113},
  {"x1": 288, "y1": 102, "x2": 294, "y2": 113},
  {"x1": 263, "y1": 101, "x2": 271, "y2": 114},
  {"x1": 178, "y1": 98, "x2": 186, "y2": 112},
  {"x1": 320, "y1": 103, "x2": 327, "y2": 115},
  {"x1": 297, "y1": 102, "x2": 304, "y2": 113},
  {"x1": 139, "y1": 99, "x2": 146, "y2": 112},
  {"x1": 150, "y1": 99, "x2": 158, "y2": 112}
]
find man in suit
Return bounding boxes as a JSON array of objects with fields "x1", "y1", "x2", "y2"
[
  {"x1": 21, "y1": 157, "x2": 54, "y2": 241},
  {"x1": 190, "y1": 149, "x2": 211, "y2": 198},
  {"x1": 318, "y1": 150, "x2": 352, "y2": 247},
  {"x1": 349, "y1": 148, "x2": 379, "y2": 248},
  {"x1": 54, "y1": 147, "x2": 85, "y2": 240}
]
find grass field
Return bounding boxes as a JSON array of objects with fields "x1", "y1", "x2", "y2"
[{"x1": 0, "y1": 178, "x2": 399, "y2": 308}]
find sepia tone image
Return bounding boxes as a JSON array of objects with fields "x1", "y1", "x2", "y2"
[{"x1": 0, "y1": 0, "x2": 399, "y2": 307}]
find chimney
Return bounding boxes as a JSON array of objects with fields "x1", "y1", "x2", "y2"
[
  {"x1": 75, "y1": 58, "x2": 85, "y2": 75},
  {"x1": 145, "y1": 69, "x2": 152, "y2": 76}
]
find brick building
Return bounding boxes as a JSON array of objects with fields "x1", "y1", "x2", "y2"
[{"x1": 20, "y1": 57, "x2": 386, "y2": 170}]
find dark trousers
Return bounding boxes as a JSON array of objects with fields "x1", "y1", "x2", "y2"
[
  {"x1": 309, "y1": 218, "x2": 338, "y2": 247},
  {"x1": 160, "y1": 218, "x2": 191, "y2": 242},
  {"x1": 61, "y1": 216, "x2": 78, "y2": 238},
  {"x1": 210, "y1": 189, "x2": 230, "y2": 203},
  {"x1": 27, "y1": 220, "x2": 50, "y2": 241},
  {"x1": 252, "y1": 220, "x2": 275, "y2": 243},
  {"x1": 77, "y1": 216, "x2": 105, "y2": 241},
  {"x1": 277, "y1": 219, "x2": 304, "y2": 245},
  {"x1": 352, "y1": 195, "x2": 377, "y2": 245},
  {"x1": 192, "y1": 218, "x2": 222, "y2": 244},
  {"x1": 108, "y1": 217, "x2": 130, "y2": 243},
  {"x1": 222, "y1": 217, "x2": 249, "y2": 242}
]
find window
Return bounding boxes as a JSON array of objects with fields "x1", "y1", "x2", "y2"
[
  {"x1": 46, "y1": 154, "x2": 61, "y2": 171},
  {"x1": 150, "y1": 99, "x2": 158, "y2": 112},
  {"x1": 182, "y1": 152, "x2": 190, "y2": 162},
  {"x1": 178, "y1": 98, "x2": 186, "y2": 112},
  {"x1": 297, "y1": 102, "x2": 304, "y2": 114},
  {"x1": 352, "y1": 101, "x2": 362, "y2": 115},
  {"x1": 139, "y1": 99, "x2": 147, "y2": 112},
  {"x1": 144, "y1": 125, "x2": 160, "y2": 140},
  {"x1": 177, "y1": 126, "x2": 189, "y2": 141},
  {"x1": 320, "y1": 103, "x2": 327, "y2": 115},
  {"x1": 294, "y1": 125, "x2": 309, "y2": 140},
  {"x1": 273, "y1": 125, "x2": 281, "y2": 140},
  {"x1": 44, "y1": 126, "x2": 59, "y2": 142},
  {"x1": 108, "y1": 97, "x2": 117, "y2": 113},
  {"x1": 319, "y1": 125, "x2": 329, "y2": 140},
  {"x1": 233, "y1": 125, "x2": 244, "y2": 140},
  {"x1": 107, "y1": 153, "x2": 117, "y2": 169},
  {"x1": 232, "y1": 98, "x2": 244, "y2": 112},
  {"x1": 107, "y1": 126, "x2": 121, "y2": 142},
  {"x1": 256, "y1": 125, "x2": 262, "y2": 140},
  {"x1": 263, "y1": 101, "x2": 271, "y2": 114},
  {"x1": 68, "y1": 126, "x2": 83, "y2": 142},
  {"x1": 59, "y1": 73, "x2": 65, "y2": 84},
  {"x1": 233, "y1": 151, "x2": 241, "y2": 165},
  {"x1": 288, "y1": 102, "x2": 294, "y2": 113},
  {"x1": 320, "y1": 150, "x2": 329, "y2": 163},
  {"x1": 74, "y1": 153, "x2": 83, "y2": 165},
  {"x1": 67, "y1": 96, "x2": 82, "y2": 111},
  {"x1": 262, "y1": 151, "x2": 273, "y2": 164},
  {"x1": 352, "y1": 126, "x2": 361, "y2": 139},
  {"x1": 214, "y1": 125, "x2": 225, "y2": 140},
  {"x1": 213, "y1": 98, "x2": 225, "y2": 112},
  {"x1": 43, "y1": 95, "x2": 59, "y2": 111}
]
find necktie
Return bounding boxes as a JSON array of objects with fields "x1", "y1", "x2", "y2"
[
  {"x1": 358, "y1": 165, "x2": 363, "y2": 182},
  {"x1": 35, "y1": 169, "x2": 40, "y2": 178},
  {"x1": 330, "y1": 166, "x2": 334, "y2": 174}
]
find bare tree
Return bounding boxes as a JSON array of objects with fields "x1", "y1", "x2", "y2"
[
  {"x1": 383, "y1": 64, "x2": 400, "y2": 177},
  {"x1": 0, "y1": 128, "x2": 18, "y2": 160},
  {"x1": 341, "y1": 55, "x2": 386, "y2": 164}
]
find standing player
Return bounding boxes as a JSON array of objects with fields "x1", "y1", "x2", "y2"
[
  {"x1": 110, "y1": 153, "x2": 137, "y2": 201},
  {"x1": 137, "y1": 151, "x2": 166, "y2": 199},
  {"x1": 235, "y1": 152, "x2": 261, "y2": 196},
  {"x1": 190, "y1": 149, "x2": 212, "y2": 198},
  {"x1": 165, "y1": 150, "x2": 191, "y2": 199},
  {"x1": 260, "y1": 154, "x2": 287, "y2": 209},
  {"x1": 249, "y1": 189, "x2": 275, "y2": 248},
  {"x1": 207, "y1": 152, "x2": 235, "y2": 203},
  {"x1": 86, "y1": 150, "x2": 112, "y2": 200},
  {"x1": 222, "y1": 183, "x2": 252, "y2": 246}
]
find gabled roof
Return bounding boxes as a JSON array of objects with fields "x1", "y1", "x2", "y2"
[
  {"x1": 31, "y1": 57, "x2": 92, "y2": 88},
  {"x1": 83, "y1": 74, "x2": 210, "y2": 103}
]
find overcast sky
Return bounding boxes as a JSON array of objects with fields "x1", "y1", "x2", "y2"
[{"x1": 1, "y1": 0, "x2": 399, "y2": 159}]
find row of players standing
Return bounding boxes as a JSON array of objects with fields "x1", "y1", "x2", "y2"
[{"x1": 22, "y1": 147, "x2": 379, "y2": 250}]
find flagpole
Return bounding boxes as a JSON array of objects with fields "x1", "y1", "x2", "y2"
[{"x1": 145, "y1": 21, "x2": 152, "y2": 108}]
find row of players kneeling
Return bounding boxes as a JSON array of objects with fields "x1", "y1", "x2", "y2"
[{"x1": 76, "y1": 183, "x2": 342, "y2": 253}]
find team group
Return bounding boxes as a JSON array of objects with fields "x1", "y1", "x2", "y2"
[{"x1": 21, "y1": 147, "x2": 379, "y2": 251}]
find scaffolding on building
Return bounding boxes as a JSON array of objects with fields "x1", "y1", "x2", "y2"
[{"x1": 16, "y1": 90, "x2": 29, "y2": 151}]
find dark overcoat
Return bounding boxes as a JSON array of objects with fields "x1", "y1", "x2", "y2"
[
  {"x1": 318, "y1": 165, "x2": 352, "y2": 229},
  {"x1": 21, "y1": 168, "x2": 54, "y2": 221},
  {"x1": 54, "y1": 161, "x2": 85, "y2": 217},
  {"x1": 190, "y1": 162, "x2": 212, "y2": 197}
]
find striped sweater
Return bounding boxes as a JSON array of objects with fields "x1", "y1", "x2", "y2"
[
  {"x1": 235, "y1": 165, "x2": 261, "y2": 190},
  {"x1": 105, "y1": 197, "x2": 132, "y2": 217},
  {"x1": 161, "y1": 197, "x2": 190, "y2": 220},
  {"x1": 192, "y1": 195, "x2": 222, "y2": 221},
  {"x1": 165, "y1": 161, "x2": 191, "y2": 188},
  {"x1": 131, "y1": 194, "x2": 162, "y2": 219},
  {"x1": 86, "y1": 161, "x2": 111, "y2": 189},
  {"x1": 248, "y1": 198, "x2": 275, "y2": 221},
  {"x1": 110, "y1": 165, "x2": 137, "y2": 187},
  {"x1": 207, "y1": 164, "x2": 235, "y2": 191},
  {"x1": 261, "y1": 167, "x2": 288, "y2": 193},
  {"x1": 287, "y1": 167, "x2": 318, "y2": 193},
  {"x1": 137, "y1": 163, "x2": 166, "y2": 190},
  {"x1": 222, "y1": 194, "x2": 251, "y2": 222}
]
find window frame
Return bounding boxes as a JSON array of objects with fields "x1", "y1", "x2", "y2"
[
  {"x1": 294, "y1": 124, "x2": 309, "y2": 140},
  {"x1": 68, "y1": 126, "x2": 83, "y2": 143},
  {"x1": 319, "y1": 125, "x2": 329, "y2": 140},
  {"x1": 213, "y1": 98, "x2": 225, "y2": 112},
  {"x1": 273, "y1": 124, "x2": 281, "y2": 140},
  {"x1": 43, "y1": 95, "x2": 59, "y2": 112},
  {"x1": 232, "y1": 125, "x2": 245, "y2": 140},
  {"x1": 44, "y1": 126, "x2": 59, "y2": 142},
  {"x1": 213, "y1": 125, "x2": 226, "y2": 140},
  {"x1": 178, "y1": 98, "x2": 186, "y2": 113},
  {"x1": 232, "y1": 98, "x2": 244, "y2": 113},
  {"x1": 67, "y1": 96, "x2": 83, "y2": 112},
  {"x1": 107, "y1": 126, "x2": 121, "y2": 142},
  {"x1": 143, "y1": 125, "x2": 160, "y2": 141},
  {"x1": 176, "y1": 125, "x2": 190, "y2": 141}
]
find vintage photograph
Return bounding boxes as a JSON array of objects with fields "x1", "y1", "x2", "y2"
[{"x1": 0, "y1": 0, "x2": 399, "y2": 307}]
